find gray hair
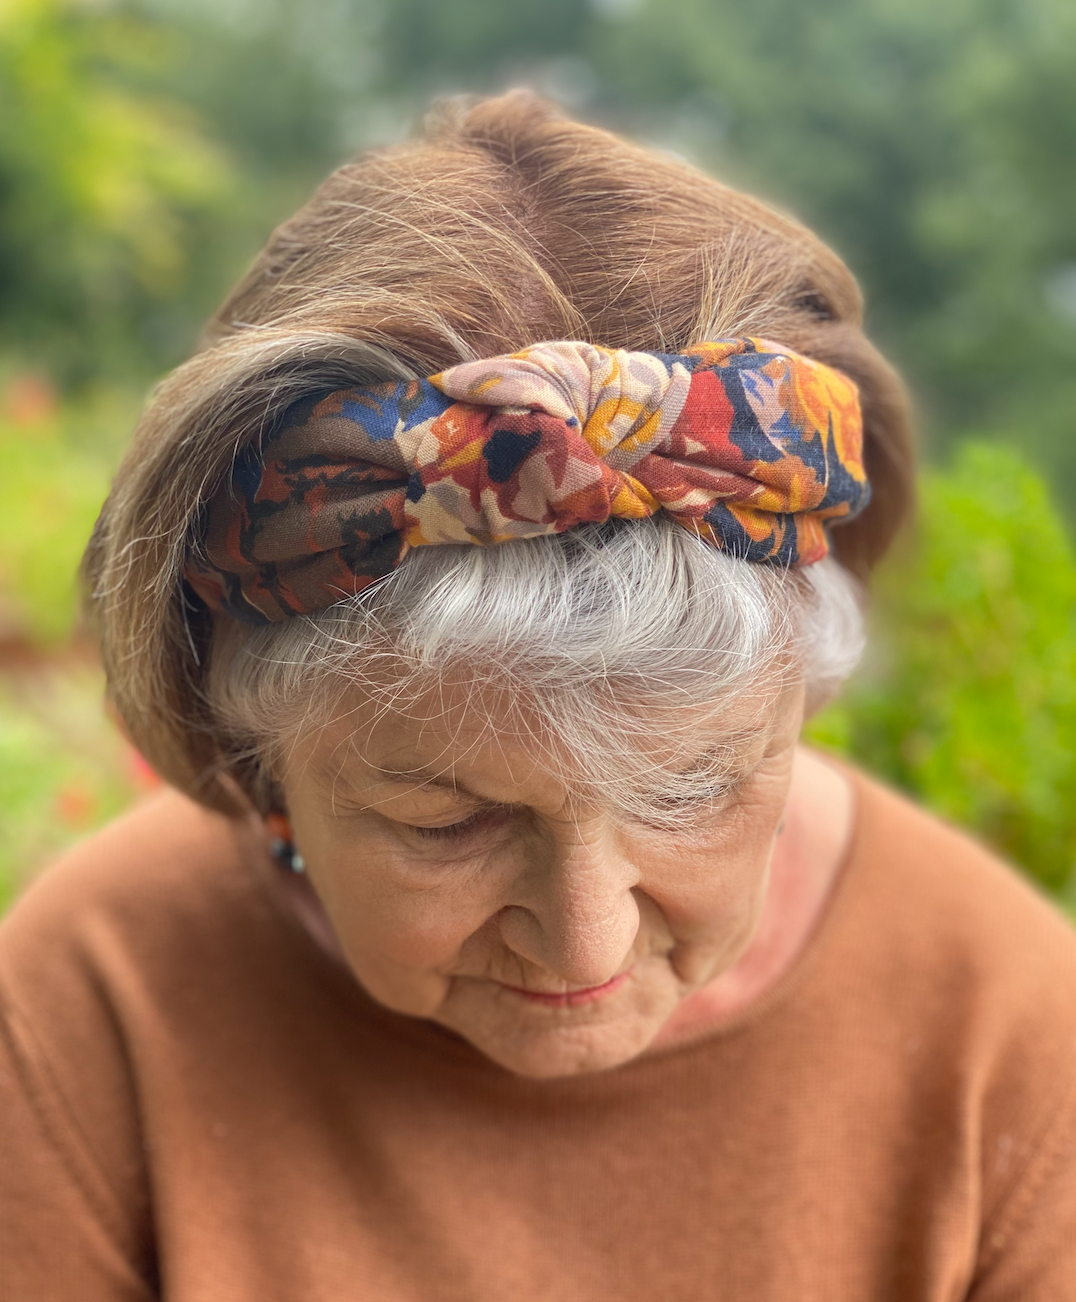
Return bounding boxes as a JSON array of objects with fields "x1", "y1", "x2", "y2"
[{"x1": 207, "y1": 516, "x2": 863, "y2": 825}]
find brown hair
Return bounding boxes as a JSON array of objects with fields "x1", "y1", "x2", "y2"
[{"x1": 84, "y1": 91, "x2": 914, "y2": 812}]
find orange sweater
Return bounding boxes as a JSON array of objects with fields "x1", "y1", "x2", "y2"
[{"x1": 2, "y1": 769, "x2": 1076, "y2": 1301}]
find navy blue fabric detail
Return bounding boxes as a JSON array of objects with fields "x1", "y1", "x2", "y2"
[{"x1": 483, "y1": 427, "x2": 543, "y2": 484}]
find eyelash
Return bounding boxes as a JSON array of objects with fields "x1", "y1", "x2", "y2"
[{"x1": 410, "y1": 812, "x2": 488, "y2": 840}]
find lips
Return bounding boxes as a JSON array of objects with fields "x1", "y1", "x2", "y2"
[{"x1": 499, "y1": 968, "x2": 633, "y2": 1007}]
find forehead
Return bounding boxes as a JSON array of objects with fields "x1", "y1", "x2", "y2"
[{"x1": 293, "y1": 670, "x2": 800, "y2": 802}]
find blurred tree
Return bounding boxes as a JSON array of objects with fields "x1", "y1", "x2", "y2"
[
  {"x1": 138, "y1": 0, "x2": 377, "y2": 192},
  {"x1": 0, "y1": 0, "x2": 230, "y2": 383},
  {"x1": 141, "y1": 0, "x2": 1076, "y2": 490},
  {"x1": 7, "y1": 0, "x2": 1075, "y2": 480},
  {"x1": 585, "y1": 0, "x2": 1076, "y2": 470}
]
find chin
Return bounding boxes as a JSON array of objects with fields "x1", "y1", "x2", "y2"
[{"x1": 445, "y1": 1013, "x2": 665, "y2": 1078}]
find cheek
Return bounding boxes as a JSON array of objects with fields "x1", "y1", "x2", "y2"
[
  {"x1": 635, "y1": 840, "x2": 767, "y2": 944},
  {"x1": 632, "y1": 793, "x2": 783, "y2": 949},
  {"x1": 298, "y1": 825, "x2": 510, "y2": 983}
]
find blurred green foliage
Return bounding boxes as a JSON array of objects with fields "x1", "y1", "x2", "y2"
[
  {"x1": 0, "y1": 0, "x2": 231, "y2": 382},
  {"x1": 1, "y1": 0, "x2": 1076, "y2": 902},
  {"x1": 808, "y1": 445, "x2": 1076, "y2": 892},
  {"x1": 6, "y1": 0, "x2": 1076, "y2": 460},
  {"x1": 0, "y1": 386, "x2": 139, "y2": 642},
  {"x1": 0, "y1": 669, "x2": 147, "y2": 910}
]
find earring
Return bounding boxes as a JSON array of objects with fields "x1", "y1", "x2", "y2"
[{"x1": 265, "y1": 812, "x2": 306, "y2": 874}]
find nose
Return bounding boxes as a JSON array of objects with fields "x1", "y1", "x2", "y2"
[{"x1": 496, "y1": 819, "x2": 641, "y2": 988}]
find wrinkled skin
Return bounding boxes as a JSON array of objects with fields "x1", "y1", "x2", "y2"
[{"x1": 281, "y1": 675, "x2": 852, "y2": 1079}]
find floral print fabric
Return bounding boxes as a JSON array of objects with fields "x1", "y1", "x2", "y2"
[{"x1": 185, "y1": 338, "x2": 869, "y2": 623}]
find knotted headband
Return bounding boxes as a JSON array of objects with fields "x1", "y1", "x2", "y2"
[{"x1": 185, "y1": 338, "x2": 869, "y2": 624}]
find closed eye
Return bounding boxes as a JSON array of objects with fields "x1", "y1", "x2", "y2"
[
  {"x1": 407, "y1": 804, "x2": 519, "y2": 841},
  {"x1": 632, "y1": 780, "x2": 743, "y2": 832},
  {"x1": 410, "y1": 812, "x2": 487, "y2": 840}
]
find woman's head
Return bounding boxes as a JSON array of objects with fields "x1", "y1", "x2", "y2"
[
  {"x1": 85, "y1": 91, "x2": 913, "y2": 1076},
  {"x1": 276, "y1": 643, "x2": 807, "y2": 1077}
]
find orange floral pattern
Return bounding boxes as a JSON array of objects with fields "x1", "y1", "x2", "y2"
[{"x1": 186, "y1": 338, "x2": 868, "y2": 623}]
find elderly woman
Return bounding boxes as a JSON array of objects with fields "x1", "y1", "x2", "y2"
[{"x1": 2, "y1": 92, "x2": 1075, "y2": 1301}]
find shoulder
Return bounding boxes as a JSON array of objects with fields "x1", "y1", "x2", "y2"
[
  {"x1": 0, "y1": 791, "x2": 270, "y2": 1000},
  {"x1": 0, "y1": 785, "x2": 277, "y2": 1026},
  {"x1": 0, "y1": 793, "x2": 286, "y2": 1200},
  {"x1": 841, "y1": 764, "x2": 1076, "y2": 1005},
  {"x1": 834, "y1": 765, "x2": 1076, "y2": 1220},
  {"x1": 0, "y1": 791, "x2": 311, "y2": 1070},
  {"x1": 0, "y1": 793, "x2": 275, "y2": 1271}
]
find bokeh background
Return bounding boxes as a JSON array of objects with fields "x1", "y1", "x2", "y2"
[{"x1": 3, "y1": 0, "x2": 1076, "y2": 911}]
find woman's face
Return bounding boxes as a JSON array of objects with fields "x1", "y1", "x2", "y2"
[{"x1": 282, "y1": 675, "x2": 804, "y2": 1078}]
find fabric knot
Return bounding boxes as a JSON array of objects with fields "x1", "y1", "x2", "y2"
[{"x1": 185, "y1": 337, "x2": 868, "y2": 623}]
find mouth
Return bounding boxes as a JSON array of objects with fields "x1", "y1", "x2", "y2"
[{"x1": 499, "y1": 968, "x2": 633, "y2": 1008}]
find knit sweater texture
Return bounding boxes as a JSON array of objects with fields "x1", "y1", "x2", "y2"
[{"x1": 2, "y1": 768, "x2": 1075, "y2": 1300}]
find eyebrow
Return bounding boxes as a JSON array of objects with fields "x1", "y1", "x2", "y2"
[{"x1": 371, "y1": 766, "x2": 484, "y2": 800}]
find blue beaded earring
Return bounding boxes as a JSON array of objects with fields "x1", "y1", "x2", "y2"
[{"x1": 266, "y1": 813, "x2": 306, "y2": 874}]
